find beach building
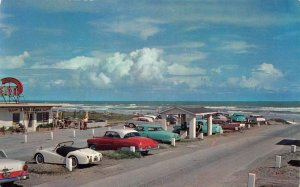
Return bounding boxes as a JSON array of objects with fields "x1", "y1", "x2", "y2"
[
  {"x1": 0, "y1": 103, "x2": 62, "y2": 132},
  {"x1": 0, "y1": 77, "x2": 62, "y2": 132},
  {"x1": 159, "y1": 106, "x2": 216, "y2": 138}
]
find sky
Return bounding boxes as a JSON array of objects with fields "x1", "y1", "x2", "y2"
[{"x1": 0, "y1": 0, "x2": 299, "y2": 101}]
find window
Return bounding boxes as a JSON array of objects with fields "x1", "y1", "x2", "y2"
[
  {"x1": 124, "y1": 132, "x2": 140, "y2": 138},
  {"x1": 12, "y1": 113, "x2": 20, "y2": 123},
  {"x1": 104, "y1": 131, "x2": 120, "y2": 138},
  {"x1": 147, "y1": 127, "x2": 163, "y2": 131},
  {"x1": 135, "y1": 126, "x2": 144, "y2": 131},
  {"x1": 37, "y1": 112, "x2": 49, "y2": 123}
]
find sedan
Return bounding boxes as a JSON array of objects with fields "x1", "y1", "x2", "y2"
[
  {"x1": 0, "y1": 150, "x2": 29, "y2": 186},
  {"x1": 87, "y1": 129, "x2": 159, "y2": 156},
  {"x1": 135, "y1": 124, "x2": 181, "y2": 143}
]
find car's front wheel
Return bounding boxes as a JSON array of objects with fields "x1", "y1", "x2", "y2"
[
  {"x1": 69, "y1": 155, "x2": 78, "y2": 168},
  {"x1": 89, "y1": 144, "x2": 96, "y2": 150},
  {"x1": 128, "y1": 123, "x2": 135, "y2": 128},
  {"x1": 35, "y1": 153, "x2": 44, "y2": 164},
  {"x1": 141, "y1": 151, "x2": 149, "y2": 156}
]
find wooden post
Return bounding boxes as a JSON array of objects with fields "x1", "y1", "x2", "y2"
[
  {"x1": 24, "y1": 134, "x2": 27, "y2": 143},
  {"x1": 73, "y1": 130, "x2": 76, "y2": 138},
  {"x1": 130, "y1": 146, "x2": 135, "y2": 152},
  {"x1": 247, "y1": 173, "x2": 256, "y2": 187},
  {"x1": 171, "y1": 138, "x2": 176, "y2": 147},
  {"x1": 198, "y1": 133, "x2": 204, "y2": 140},
  {"x1": 291, "y1": 145, "x2": 297, "y2": 153},
  {"x1": 92, "y1": 128, "x2": 95, "y2": 137},
  {"x1": 275, "y1": 155, "x2": 281, "y2": 168},
  {"x1": 50, "y1": 131, "x2": 53, "y2": 140},
  {"x1": 66, "y1": 158, "x2": 72, "y2": 171},
  {"x1": 220, "y1": 128, "x2": 223, "y2": 134}
]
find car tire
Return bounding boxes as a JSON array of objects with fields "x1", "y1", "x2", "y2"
[
  {"x1": 35, "y1": 153, "x2": 44, "y2": 164},
  {"x1": 141, "y1": 151, "x2": 149, "y2": 156},
  {"x1": 69, "y1": 155, "x2": 78, "y2": 168},
  {"x1": 129, "y1": 123, "x2": 135, "y2": 128},
  {"x1": 1, "y1": 181, "x2": 14, "y2": 187},
  {"x1": 89, "y1": 144, "x2": 96, "y2": 150}
]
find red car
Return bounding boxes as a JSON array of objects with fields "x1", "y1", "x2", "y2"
[
  {"x1": 87, "y1": 129, "x2": 159, "y2": 156},
  {"x1": 220, "y1": 122, "x2": 245, "y2": 130}
]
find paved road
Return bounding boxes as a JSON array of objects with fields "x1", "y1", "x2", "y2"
[{"x1": 81, "y1": 124, "x2": 299, "y2": 187}]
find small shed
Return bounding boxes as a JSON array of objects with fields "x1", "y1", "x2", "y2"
[{"x1": 159, "y1": 106, "x2": 216, "y2": 138}]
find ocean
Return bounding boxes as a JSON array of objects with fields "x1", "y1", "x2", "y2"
[{"x1": 29, "y1": 101, "x2": 300, "y2": 123}]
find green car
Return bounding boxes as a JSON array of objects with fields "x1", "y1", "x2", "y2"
[
  {"x1": 230, "y1": 113, "x2": 247, "y2": 122},
  {"x1": 135, "y1": 124, "x2": 181, "y2": 143},
  {"x1": 173, "y1": 119, "x2": 222, "y2": 134}
]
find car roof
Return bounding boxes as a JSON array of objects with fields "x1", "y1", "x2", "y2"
[{"x1": 105, "y1": 129, "x2": 138, "y2": 138}]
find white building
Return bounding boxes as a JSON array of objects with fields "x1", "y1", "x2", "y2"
[{"x1": 0, "y1": 102, "x2": 62, "y2": 132}]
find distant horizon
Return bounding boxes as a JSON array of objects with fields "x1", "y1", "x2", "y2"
[{"x1": 23, "y1": 100, "x2": 300, "y2": 102}]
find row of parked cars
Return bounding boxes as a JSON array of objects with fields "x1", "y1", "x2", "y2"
[
  {"x1": 1, "y1": 125, "x2": 177, "y2": 186},
  {"x1": 1, "y1": 112, "x2": 266, "y2": 186}
]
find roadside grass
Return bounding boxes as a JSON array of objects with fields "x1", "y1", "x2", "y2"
[{"x1": 102, "y1": 150, "x2": 141, "y2": 160}]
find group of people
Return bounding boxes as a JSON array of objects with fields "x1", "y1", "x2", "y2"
[
  {"x1": 53, "y1": 117, "x2": 88, "y2": 130},
  {"x1": 80, "y1": 117, "x2": 88, "y2": 130}
]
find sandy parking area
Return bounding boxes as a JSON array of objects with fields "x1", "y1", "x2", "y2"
[{"x1": 0, "y1": 123, "x2": 298, "y2": 187}]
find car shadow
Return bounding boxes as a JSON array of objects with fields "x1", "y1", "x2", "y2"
[{"x1": 78, "y1": 163, "x2": 97, "y2": 169}]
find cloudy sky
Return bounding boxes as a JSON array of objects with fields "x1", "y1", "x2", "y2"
[{"x1": 0, "y1": 0, "x2": 299, "y2": 101}]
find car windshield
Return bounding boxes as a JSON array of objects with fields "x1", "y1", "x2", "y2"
[{"x1": 57, "y1": 141, "x2": 73, "y2": 147}]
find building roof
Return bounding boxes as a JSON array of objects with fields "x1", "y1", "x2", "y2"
[
  {"x1": 0, "y1": 102, "x2": 62, "y2": 108},
  {"x1": 159, "y1": 106, "x2": 215, "y2": 115}
]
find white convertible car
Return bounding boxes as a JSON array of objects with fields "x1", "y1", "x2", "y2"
[
  {"x1": 0, "y1": 150, "x2": 29, "y2": 186},
  {"x1": 34, "y1": 141, "x2": 103, "y2": 168}
]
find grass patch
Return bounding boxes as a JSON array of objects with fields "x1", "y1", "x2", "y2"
[{"x1": 102, "y1": 150, "x2": 141, "y2": 160}]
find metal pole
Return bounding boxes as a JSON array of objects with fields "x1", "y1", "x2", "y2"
[{"x1": 247, "y1": 173, "x2": 256, "y2": 187}]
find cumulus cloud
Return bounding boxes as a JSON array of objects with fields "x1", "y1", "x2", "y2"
[
  {"x1": 227, "y1": 63, "x2": 283, "y2": 90},
  {"x1": 32, "y1": 48, "x2": 168, "y2": 88},
  {"x1": 0, "y1": 51, "x2": 29, "y2": 69},
  {"x1": 219, "y1": 41, "x2": 256, "y2": 54},
  {"x1": 51, "y1": 56, "x2": 99, "y2": 70},
  {"x1": 30, "y1": 47, "x2": 213, "y2": 90},
  {"x1": 168, "y1": 63, "x2": 206, "y2": 76},
  {"x1": 89, "y1": 72, "x2": 112, "y2": 88}
]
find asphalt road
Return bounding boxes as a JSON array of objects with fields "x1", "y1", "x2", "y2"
[{"x1": 81, "y1": 124, "x2": 300, "y2": 187}]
